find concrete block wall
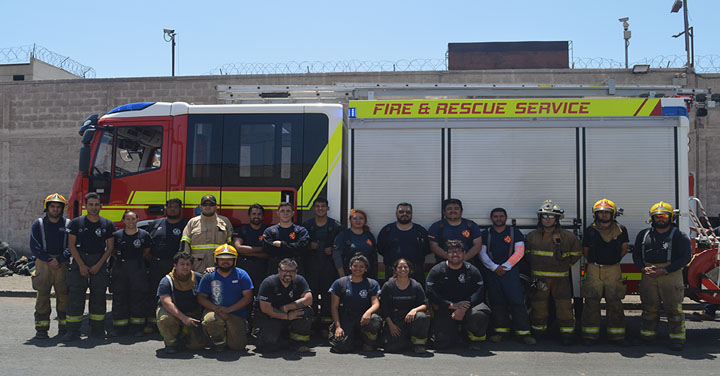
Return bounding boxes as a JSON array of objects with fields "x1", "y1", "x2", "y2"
[{"x1": 1, "y1": 70, "x2": 719, "y2": 254}]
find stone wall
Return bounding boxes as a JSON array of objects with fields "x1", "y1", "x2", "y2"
[{"x1": 1, "y1": 69, "x2": 719, "y2": 253}]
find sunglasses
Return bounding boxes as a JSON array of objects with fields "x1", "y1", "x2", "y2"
[
  {"x1": 201, "y1": 202, "x2": 216, "y2": 207},
  {"x1": 540, "y1": 214, "x2": 556, "y2": 219},
  {"x1": 654, "y1": 214, "x2": 669, "y2": 219},
  {"x1": 398, "y1": 210, "x2": 412, "y2": 214}
]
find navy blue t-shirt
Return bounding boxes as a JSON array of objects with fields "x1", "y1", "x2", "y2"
[
  {"x1": 157, "y1": 271, "x2": 202, "y2": 314},
  {"x1": 233, "y1": 224, "x2": 266, "y2": 248},
  {"x1": 329, "y1": 276, "x2": 380, "y2": 312},
  {"x1": 68, "y1": 216, "x2": 115, "y2": 254},
  {"x1": 332, "y1": 230, "x2": 376, "y2": 270},
  {"x1": 481, "y1": 226, "x2": 524, "y2": 265},
  {"x1": 377, "y1": 223, "x2": 428, "y2": 268},
  {"x1": 148, "y1": 218, "x2": 188, "y2": 259},
  {"x1": 113, "y1": 229, "x2": 152, "y2": 260},
  {"x1": 428, "y1": 218, "x2": 481, "y2": 258},
  {"x1": 257, "y1": 274, "x2": 311, "y2": 308},
  {"x1": 198, "y1": 267, "x2": 254, "y2": 318}
]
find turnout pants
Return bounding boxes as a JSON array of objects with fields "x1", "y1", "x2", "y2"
[
  {"x1": 638, "y1": 262, "x2": 685, "y2": 344},
  {"x1": 329, "y1": 310, "x2": 383, "y2": 353},
  {"x1": 31, "y1": 259, "x2": 69, "y2": 333},
  {"x1": 146, "y1": 257, "x2": 174, "y2": 325},
  {"x1": 530, "y1": 276, "x2": 575, "y2": 338},
  {"x1": 111, "y1": 258, "x2": 149, "y2": 332},
  {"x1": 382, "y1": 311, "x2": 431, "y2": 352},
  {"x1": 202, "y1": 310, "x2": 248, "y2": 350},
  {"x1": 66, "y1": 253, "x2": 108, "y2": 333},
  {"x1": 581, "y1": 263, "x2": 626, "y2": 340},
  {"x1": 431, "y1": 303, "x2": 491, "y2": 349},
  {"x1": 254, "y1": 307, "x2": 313, "y2": 351},
  {"x1": 156, "y1": 306, "x2": 206, "y2": 349},
  {"x1": 486, "y1": 267, "x2": 531, "y2": 338},
  {"x1": 304, "y1": 251, "x2": 337, "y2": 325}
]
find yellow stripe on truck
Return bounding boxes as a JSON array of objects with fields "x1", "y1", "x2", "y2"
[
  {"x1": 221, "y1": 191, "x2": 282, "y2": 208},
  {"x1": 297, "y1": 119, "x2": 343, "y2": 210},
  {"x1": 350, "y1": 98, "x2": 661, "y2": 119},
  {"x1": 128, "y1": 191, "x2": 167, "y2": 205}
]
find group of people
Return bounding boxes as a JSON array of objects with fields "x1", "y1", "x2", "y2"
[{"x1": 29, "y1": 191, "x2": 692, "y2": 354}]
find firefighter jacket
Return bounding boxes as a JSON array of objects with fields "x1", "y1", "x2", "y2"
[
  {"x1": 181, "y1": 214, "x2": 233, "y2": 267},
  {"x1": 525, "y1": 227, "x2": 582, "y2": 278}
]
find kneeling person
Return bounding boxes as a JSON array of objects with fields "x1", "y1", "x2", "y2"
[
  {"x1": 426, "y1": 240, "x2": 491, "y2": 350},
  {"x1": 380, "y1": 259, "x2": 430, "y2": 353},
  {"x1": 198, "y1": 245, "x2": 254, "y2": 352},
  {"x1": 156, "y1": 252, "x2": 206, "y2": 354},
  {"x1": 255, "y1": 258, "x2": 313, "y2": 352}
]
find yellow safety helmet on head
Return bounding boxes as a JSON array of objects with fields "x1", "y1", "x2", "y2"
[
  {"x1": 649, "y1": 201, "x2": 674, "y2": 221},
  {"x1": 43, "y1": 193, "x2": 67, "y2": 211},
  {"x1": 213, "y1": 244, "x2": 237, "y2": 263},
  {"x1": 537, "y1": 200, "x2": 564, "y2": 219},
  {"x1": 592, "y1": 198, "x2": 617, "y2": 219}
]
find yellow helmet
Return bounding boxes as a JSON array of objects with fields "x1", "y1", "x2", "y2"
[
  {"x1": 649, "y1": 201, "x2": 674, "y2": 221},
  {"x1": 592, "y1": 198, "x2": 617, "y2": 219},
  {"x1": 43, "y1": 193, "x2": 67, "y2": 211},
  {"x1": 537, "y1": 200, "x2": 564, "y2": 219},
  {"x1": 213, "y1": 244, "x2": 237, "y2": 263}
]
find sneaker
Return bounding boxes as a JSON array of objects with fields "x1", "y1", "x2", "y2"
[
  {"x1": 669, "y1": 342, "x2": 684, "y2": 351},
  {"x1": 34, "y1": 330, "x2": 49, "y2": 340},
  {"x1": 413, "y1": 345, "x2": 427, "y2": 354},
  {"x1": 521, "y1": 336, "x2": 537, "y2": 345},
  {"x1": 361, "y1": 344, "x2": 375, "y2": 352},
  {"x1": 489, "y1": 334, "x2": 503, "y2": 343},
  {"x1": 164, "y1": 345, "x2": 179, "y2": 354},
  {"x1": 62, "y1": 330, "x2": 80, "y2": 342}
]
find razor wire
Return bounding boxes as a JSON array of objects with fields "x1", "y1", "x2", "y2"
[{"x1": 0, "y1": 44, "x2": 96, "y2": 78}]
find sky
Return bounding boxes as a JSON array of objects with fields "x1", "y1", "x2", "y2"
[{"x1": 2, "y1": 0, "x2": 719, "y2": 78}]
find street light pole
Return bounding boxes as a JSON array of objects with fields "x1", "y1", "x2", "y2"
[{"x1": 163, "y1": 28, "x2": 177, "y2": 76}]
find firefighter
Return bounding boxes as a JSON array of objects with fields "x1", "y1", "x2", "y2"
[
  {"x1": 198, "y1": 245, "x2": 253, "y2": 352},
  {"x1": 301, "y1": 198, "x2": 342, "y2": 333},
  {"x1": 29, "y1": 193, "x2": 72, "y2": 339},
  {"x1": 333, "y1": 209, "x2": 378, "y2": 279},
  {"x1": 632, "y1": 201, "x2": 691, "y2": 351},
  {"x1": 110, "y1": 210, "x2": 152, "y2": 336},
  {"x1": 144, "y1": 198, "x2": 188, "y2": 333},
  {"x1": 428, "y1": 198, "x2": 482, "y2": 264},
  {"x1": 580, "y1": 199, "x2": 629, "y2": 346},
  {"x1": 232, "y1": 203, "x2": 268, "y2": 295},
  {"x1": 64, "y1": 192, "x2": 116, "y2": 341},
  {"x1": 254, "y1": 258, "x2": 313, "y2": 353},
  {"x1": 479, "y1": 208, "x2": 535, "y2": 345},
  {"x1": 377, "y1": 202, "x2": 429, "y2": 286},
  {"x1": 262, "y1": 202, "x2": 310, "y2": 275},
  {"x1": 380, "y1": 258, "x2": 430, "y2": 353},
  {"x1": 426, "y1": 239, "x2": 491, "y2": 350},
  {"x1": 525, "y1": 200, "x2": 582, "y2": 345},
  {"x1": 181, "y1": 194, "x2": 233, "y2": 273}
]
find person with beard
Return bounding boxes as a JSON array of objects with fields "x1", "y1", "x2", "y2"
[
  {"x1": 232, "y1": 203, "x2": 268, "y2": 294},
  {"x1": 254, "y1": 258, "x2": 313, "y2": 353},
  {"x1": 633, "y1": 201, "x2": 691, "y2": 351},
  {"x1": 377, "y1": 202, "x2": 429, "y2": 286},
  {"x1": 301, "y1": 198, "x2": 342, "y2": 332},
  {"x1": 580, "y1": 199, "x2": 630, "y2": 346},
  {"x1": 198, "y1": 245, "x2": 253, "y2": 352},
  {"x1": 425, "y1": 239, "x2": 490, "y2": 350},
  {"x1": 262, "y1": 202, "x2": 310, "y2": 275},
  {"x1": 110, "y1": 210, "x2": 152, "y2": 336},
  {"x1": 144, "y1": 198, "x2": 188, "y2": 334},
  {"x1": 478, "y1": 208, "x2": 535, "y2": 345},
  {"x1": 524, "y1": 200, "x2": 582, "y2": 345},
  {"x1": 29, "y1": 193, "x2": 72, "y2": 339},
  {"x1": 181, "y1": 194, "x2": 233, "y2": 273},
  {"x1": 64, "y1": 192, "x2": 116, "y2": 341},
  {"x1": 156, "y1": 251, "x2": 206, "y2": 354},
  {"x1": 427, "y1": 199, "x2": 482, "y2": 264}
]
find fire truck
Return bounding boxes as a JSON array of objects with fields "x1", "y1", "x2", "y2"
[{"x1": 69, "y1": 83, "x2": 714, "y2": 296}]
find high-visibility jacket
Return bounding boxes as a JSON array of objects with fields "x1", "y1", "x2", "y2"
[
  {"x1": 181, "y1": 214, "x2": 233, "y2": 271},
  {"x1": 525, "y1": 227, "x2": 582, "y2": 278}
]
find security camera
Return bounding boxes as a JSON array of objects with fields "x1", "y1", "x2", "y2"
[
  {"x1": 618, "y1": 17, "x2": 629, "y2": 22},
  {"x1": 163, "y1": 28, "x2": 175, "y2": 35}
]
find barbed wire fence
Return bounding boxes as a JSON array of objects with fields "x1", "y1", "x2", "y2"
[{"x1": 0, "y1": 45, "x2": 96, "y2": 78}]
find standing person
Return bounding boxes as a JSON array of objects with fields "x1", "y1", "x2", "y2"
[
  {"x1": 110, "y1": 211, "x2": 152, "y2": 337},
  {"x1": 633, "y1": 201, "x2": 691, "y2": 351},
  {"x1": 479, "y1": 208, "x2": 535, "y2": 345},
  {"x1": 181, "y1": 194, "x2": 233, "y2": 273},
  {"x1": 254, "y1": 258, "x2": 314, "y2": 353},
  {"x1": 524, "y1": 200, "x2": 582, "y2": 345},
  {"x1": 377, "y1": 202, "x2": 429, "y2": 286},
  {"x1": 262, "y1": 202, "x2": 310, "y2": 275},
  {"x1": 64, "y1": 192, "x2": 116, "y2": 341},
  {"x1": 232, "y1": 203, "x2": 268, "y2": 294},
  {"x1": 428, "y1": 198, "x2": 482, "y2": 264},
  {"x1": 144, "y1": 198, "x2": 188, "y2": 333},
  {"x1": 333, "y1": 209, "x2": 378, "y2": 279},
  {"x1": 426, "y1": 240, "x2": 491, "y2": 350},
  {"x1": 329, "y1": 254, "x2": 383, "y2": 353},
  {"x1": 156, "y1": 252, "x2": 206, "y2": 354},
  {"x1": 198, "y1": 245, "x2": 254, "y2": 352},
  {"x1": 580, "y1": 199, "x2": 630, "y2": 346},
  {"x1": 380, "y1": 259, "x2": 430, "y2": 353},
  {"x1": 29, "y1": 193, "x2": 72, "y2": 339},
  {"x1": 301, "y1": 198, "x2": 342, "y2": 331}
]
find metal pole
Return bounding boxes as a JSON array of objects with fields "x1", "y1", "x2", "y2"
[
  {"x1": 683, "y1": 0, "x2": 691, "y2": 68},
  {"x1": 171, "y1": 36, "x2": 176, "y2": 76},
  {"x1": 625, "y1": 40, "x2": 629, "y2": 69}
]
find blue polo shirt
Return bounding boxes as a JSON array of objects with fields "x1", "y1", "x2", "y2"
[{"x1": 198, "y1": 267, "x2": 254, "y2": 318}]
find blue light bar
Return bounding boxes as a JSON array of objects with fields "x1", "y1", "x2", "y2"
[
  {"x1": 107, "y1": 102, "x2": 156, "y2": 114},
  {"x1": 348, "y1": 107, "x2": 357, "y2": 118}
]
